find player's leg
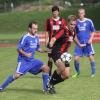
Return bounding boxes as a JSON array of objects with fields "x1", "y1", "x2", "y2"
[
  {"x1": 89, "y1": 55, "x2": 96, "y2": 77},
  {"x1": 72, "y1": 45, "x2": 82, "y2": 78},
  {"x1": 62, "y1": 62, "x2": 70, "y2": 79},
  {"x1": 41, "y1": 64, "x2": 49, "y2": 93},
  {"x1": 0, "y1": 62, "x2": 24, "y2": 91},
  {"x1": 28, "y1": 59, "x2": 49, "y2": 94},
  {"x1": 0, "y1": 73, "x2": 23, "y2": 91},
  {"x1": 50, "y1": 63, "x2": 70, "y2": 86},
  {"x1": 48, "y1": 54, "x2": 53, "y2": 76},
  {"x1": 49, "y1": 59, "x2": 65, "y2": 84},
  {"x1": 72, "y1": 56, "x2": 81, "y2": 78},
  {"x1": 47, "y1": 58, "x2": 66, "y2": 94},
  {"x1": 50, "y1": 60, "x2": 70, "y2": 84},
  {"x1": 47, "y1": 49, "x2": 69, "y2": 94},
  {"x1": 86, "y1": 44, "x2": 96, "y2": 77},
  {"x1": 0, "y1": 61, "x2": 31, "y2": 91}
]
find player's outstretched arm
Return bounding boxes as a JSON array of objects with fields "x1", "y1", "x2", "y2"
[
  {"x1": 37, "y1": 48, "x2": 50, "y2": 53},
  {"x1": 49, "y1": 37, "x2": 56, "y2": 47}
]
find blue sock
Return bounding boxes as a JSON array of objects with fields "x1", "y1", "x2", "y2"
[
  {"x1": 91, "y1": 61, "x2": 96, "y2": 75},
  {"x1": 1, "y1": 75, "x2": 15, "y2": 89},
  {"x1": 74, "y1": 60, "x2": 80, "y2": 74},
  {"x1": 42, "y1": 73, "x2": 49, "y2": 92}
]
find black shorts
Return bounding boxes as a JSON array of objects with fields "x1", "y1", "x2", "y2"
[
  {"x1": 48, "y1": 42, "x2": 70, "y2": 67},
  {"x1": 48, "y1": 49, "x2": 70, "y2": 67},
  {"x1": 51, "y1": 50, "x2": 61, "y2": 62}
]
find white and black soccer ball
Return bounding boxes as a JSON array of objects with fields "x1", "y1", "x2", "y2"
[{"x1": 61, "y1": 52, "x2": 72, "y2": 62}]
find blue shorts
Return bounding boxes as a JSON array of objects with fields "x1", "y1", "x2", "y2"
[
  {"x1": 74, "y1": 44, "x2": 95, "y2": 57},
  {"x1": 16, "y1": 59, "x2": 44, "y2": 75}
]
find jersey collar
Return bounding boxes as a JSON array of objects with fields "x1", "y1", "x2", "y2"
[
  {"x1": 78, "y1": 18, "x2": 87, "y2": 22},
  {"x1": 27, "y1": 33, "x2": 36, "y2": 38},
  {"x1": 52, "y1": 16, "x2": 60, "y2": 21}
]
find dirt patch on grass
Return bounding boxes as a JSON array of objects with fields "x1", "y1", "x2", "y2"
[{"x1": 0, "y1": 43, "x2": 16, "y2": 48}]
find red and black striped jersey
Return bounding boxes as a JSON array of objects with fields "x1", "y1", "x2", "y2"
[
  {"x1": 52, "y1": 26, "x2": 76, "y2": 53},
  {"x1": 45, "y1": 17, "x2": 66, "y2": 41}
]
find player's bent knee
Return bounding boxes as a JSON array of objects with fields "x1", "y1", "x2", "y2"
[
  {"x1": 61, "y1": 68, "x2": 70, "y2": 79},
  {"x1": 89, "y1": 55, "x2": 95, "y2": 62},
  {"x1": 41, "y1": 65, "x2": 50, "y2": 73},
  {"x1": 14, "y1": 73, "x2": 22, "y2": 79},
  {"x1": 62, "y1": 73, "x2": 69, "y2": 80},
  {"x1": 74, "y1": 56, "x2": 80, "y2": 61}
]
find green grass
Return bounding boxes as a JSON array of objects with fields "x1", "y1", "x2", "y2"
[
  {"x1": 0, "y1": 33, "x2": 22, "y2": 43},
  {"x1": 0, "y1": 43, "x2": 100, "y2": 100}
]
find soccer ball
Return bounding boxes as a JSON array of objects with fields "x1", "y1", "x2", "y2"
[{"x1": 61, "y1": 52, "x2": 72, "y2": 62}]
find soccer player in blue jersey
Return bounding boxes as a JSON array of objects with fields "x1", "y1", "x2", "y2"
[
  {"x1": 0, "y1": 21, "x2": 49, "y2": 93},
  {"x1": 72, "y1": 8, "x2": 96, "y2": 78}
]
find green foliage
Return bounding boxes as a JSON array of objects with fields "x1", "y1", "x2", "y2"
[
  {"x1": 40, "y1": 0, "x2": 53, "y2": 5},
  {"x1": 0, "y1": 6, "x2": 99, "y2": 34},
  {"x1": 0, "y1": 0, "x2": 53, "y2": 4}
]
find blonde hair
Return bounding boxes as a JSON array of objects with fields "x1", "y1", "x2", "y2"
[
  {"x1": 67, "y1": 15, "x2": 77, "y2": 22},
  {"x1": 78, "y1": 8, "x2": 85, "y2": 13}
]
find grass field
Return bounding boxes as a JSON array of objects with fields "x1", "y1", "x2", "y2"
[{"x1": 0, "y1": 43, "x2": 100, "y2": 100}]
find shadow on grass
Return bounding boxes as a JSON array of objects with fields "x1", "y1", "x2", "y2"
[
  {"x1": 5, "y1": 88, "x2": 43, "y2": 94},
  {"x1": 23, "y1": 75, "x2": 42, "y2": 79}
]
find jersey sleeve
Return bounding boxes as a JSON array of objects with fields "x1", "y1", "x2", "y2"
[
  {"x1": 17, "y1": 36, "x2": 27, "y2": 50},
  {"x1": 89, "y1": 19, "x2": 96, "y2": 32},
  {"x1": 54, "y1": 29, "x2": 65, "y2": 39},
  {"x1": 45, "y1": 19, "x2": 51, "y2": 32},
  {"x1": 62, "y1": 18, "x2": 67, "y2": 27}
]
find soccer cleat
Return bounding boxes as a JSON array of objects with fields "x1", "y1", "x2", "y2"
[
  {"x1": 48, "y1": 85, "x2": 56, "y2": 94},
  {"x1": 91, "y1": 74, "x2": 95, "y2": 78},
  {"x1": 0, "y1": 87, "x2": 3, "y2": 92},
  {"x1": 46, "y1": 83, "x2": 56, "y2": 94},
  {"x1": 72, "y1": 73, "x2": 80, "y2": 78}
]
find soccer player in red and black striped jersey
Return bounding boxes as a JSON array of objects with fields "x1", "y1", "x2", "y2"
[
  {"x1": 46, "y1": 15, "x2": 78, "y2": 94},
  {"x1": 45, "y1": 6, "x2": 66, "y2": 77}
]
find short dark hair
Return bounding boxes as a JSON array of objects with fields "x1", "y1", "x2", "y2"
[
  {"x1": 52, "y1": 6, "x2": 59, "y2": 12},
  {"x1": 28, "y1": 21, "x2": 37, "y2": 28},
  {"x1": 67, "y1": 15, "x2": 77, "y2": 22}
]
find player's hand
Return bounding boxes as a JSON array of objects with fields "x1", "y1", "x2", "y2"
[
  {"x1": 79, "y1": 44, "x2": 86, "y2": 48},
  {"x1": 47, "y1": 49, "x2": 52, "y2": 53},
  {"x1": 45, "y1": 48, "x2": 52, "y2": 53},
  {"x1": 25, "y1": 53, "x2": 32, "y2": 58},
  {"x1": 50, "y1": 37, "x2": 56, "y2": 47},
  {"x1": 88, "y1": 39, "x2": 92, "y2": 44}
]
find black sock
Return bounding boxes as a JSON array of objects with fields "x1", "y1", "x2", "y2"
[
  {"x1": 50, "y1": 70, "x2": 64, "y2": 85},
  {"x1": 48, "y1": 61, "x2": 53, "y2": 76}
]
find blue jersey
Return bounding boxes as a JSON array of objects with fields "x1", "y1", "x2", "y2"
[
  {"x1": 76, "y1": 18, "x2": 96, "y2": 44},
  {"x1": 17, "y1": 33, "x2": 40, "y2": 62}
]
